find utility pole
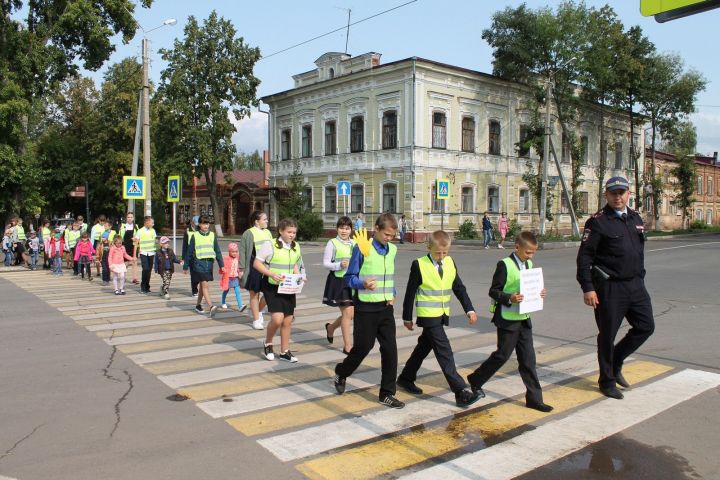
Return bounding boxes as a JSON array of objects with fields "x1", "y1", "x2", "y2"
[
  {"x1": 128, "y1": 92, "x2": 143, "y2": 214},
  {"x1": 142, "y1": 37, "x2": 152, "y2": 216},
  {"x1": 540, "y1": 77, "x2": 553, "y2": 235}
]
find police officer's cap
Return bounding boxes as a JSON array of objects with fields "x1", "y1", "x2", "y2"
[{"x1": 605, "y1": 176, "x2": 630, "y2": 192}]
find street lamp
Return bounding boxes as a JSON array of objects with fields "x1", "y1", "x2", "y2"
[
  {"x1": 539, "y1": 57, "x2": 576, "y2": 236},
  {"x1": 125, "y1": 11, "x2": 177, "y2": 216}
]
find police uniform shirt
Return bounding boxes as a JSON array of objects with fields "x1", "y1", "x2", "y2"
[{"x1": 576, "y1": 204, "x2": 646, "y2": 293}]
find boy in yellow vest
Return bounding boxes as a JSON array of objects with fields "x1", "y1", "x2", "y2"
[
  {"x1": 397, "y1": 230, "x2": 482, "y2": 407},
  {"x1": 334, "y1": 213, "x2": 404, "y2": 409},
  {"x1": 467, "y1": 231, "x2": 553, "y2": 412},
  {"x1": 133, "y1": 215, "x2": 157, "y2": 294}
]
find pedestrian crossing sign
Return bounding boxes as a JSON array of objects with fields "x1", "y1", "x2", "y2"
[
  {"x1": 123, "y1": 176, "x2": 146, "y2": 200},
  {"x1": 436, "y1": 179, "x2": 450, "y2": 200},
  {"x1": 167, "y1": 175, "x2": 181, "y2": 203}
]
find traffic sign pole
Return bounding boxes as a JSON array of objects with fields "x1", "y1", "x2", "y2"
[{"x1": 173, "y1": 203, "x2": 177, "y2": 253}]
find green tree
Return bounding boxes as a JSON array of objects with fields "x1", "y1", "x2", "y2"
[
  {"x1": 156, "y1": 11, "x2": 261, "y2": 234},
  {"x1": 640, "y1": 54, "x2": 706, "y2": 227},
  {"x1": 1, "y1": 0, "x2": 152, "y2": 218},
  {"x1": 276, "y1": 160, "x2": 323, "y2": 240},
  {"x1": 235, "y1": 150, "x2": 264, "y2": 170},
  {"x1": 671, "y1": 155, "x2": 696, "y2": 229}
]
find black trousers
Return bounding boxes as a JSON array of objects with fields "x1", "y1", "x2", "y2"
[
  {"x1": 399, "y1": 324, "x2": 466, "y2": 393},
  {"x1": 335, "y1": 305, "x2": 397, "y2": 398},
  {"x1": 71, "y1": 247, "x2": 78, "y2": 274},
  {"x1": 101, "y1": 254, "x2": 110, "y2": 282},
  {"x1": 594, "y1": 278, "x2": 655, "y2": 388},
  {"x1": 140, "y1": 255, "x2": 154, "y2": 292},
  {"x1": 190, "y1": 270, "x2": 200, "y2": 295},
  {"x1": 468, "y1": 321, "x2": 543, "y2": 404}
]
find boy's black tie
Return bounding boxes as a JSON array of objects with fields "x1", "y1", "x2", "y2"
[{"x1": 438, "y1": 261, "x2": 444, "y2": 279}]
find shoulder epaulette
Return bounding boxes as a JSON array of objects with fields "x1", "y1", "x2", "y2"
[{"x1": 592, "y1": 209, "x2": 605, "y2": 219}]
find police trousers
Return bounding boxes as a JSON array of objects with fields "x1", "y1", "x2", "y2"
[{"x1": 594, "y1": 277, "x2": 655, "y2": 388}]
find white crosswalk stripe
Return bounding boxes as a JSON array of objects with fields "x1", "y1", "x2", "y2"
[{"x1": 2, "y1": 269, "x2": 711, "y2": 480}]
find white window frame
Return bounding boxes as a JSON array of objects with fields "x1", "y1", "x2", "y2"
[
  {"x1": 381, "y1": 181, "x2": 399, "y2": 214},
  {"x1": 323, "y1": 184, "x2": 338, "y2": 213},
  {"x1": 460, "y1": 184, "x2": 475, "y2": 213}
]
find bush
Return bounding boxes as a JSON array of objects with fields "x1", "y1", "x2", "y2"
[
  {"x1": 507, "y1": 218, "x2": 521, "y2": 240},
  {"x1": 456, "y1": 219, "x2": 478, "y2": 240},
  {"x1": 689, "y1": 220, "x2": 707, "y2": 230},
  {"x1": 297, "y1": 210, "x2": 324, "y2": 241}
]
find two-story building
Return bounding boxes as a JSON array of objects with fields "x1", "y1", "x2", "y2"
[{"x1": 262, "y1": 52, "x2": 643, "y2": 240}]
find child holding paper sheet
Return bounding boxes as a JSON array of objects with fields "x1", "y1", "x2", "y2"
[
  {"x1": 467, "y1": 231, "x2": 553, "y2": 412},
  {"x1": 254, "y1": 218, "x2": 305, "y2": 363}
]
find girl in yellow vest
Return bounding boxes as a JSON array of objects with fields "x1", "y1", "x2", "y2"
[
  {"x1": 322, "y1": 216, "x2": 355, "y2": 354},
  {"x1": 183, "y1": 215, "x2": 224, "y2": 318},
  {"x1": 467, "y1": 231, "x2": 552, "y2": 413},
  {"x1": 40, "y1": 219, "x2": 52, "y2": 269},
  {"x1": 239, "y1": 210, "x2": 271, "y2": 330},
  {"x1": 253, "y1": 218, "x2": 305, "y2": 363}
]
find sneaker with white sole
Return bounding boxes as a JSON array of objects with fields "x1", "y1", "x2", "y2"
[
  {"x1": 379, "y1": 394, "x2": 405, "y2": 409},
  {"x1": 221, "y1": 304, "x2": 228, "y2": 309},
  {"x1": 208, "y1": 305, "x2": 218, "y2": 318},
  {"x1": 239, "y1": 305, "x2": 247, "y2": 313},
  {"x1": 278, "y1": 350, "x2": 298, "y2": 363},
  {"x1": 252, "y1": 318, "x2": 264, "y2": 330},
  {"x1": 195, "y1": 304, "x2": 204, "y2": 314},
  {"x1": 263, "y1": 344, "x2": 275, "y2": 361},
  {"x1": 164, "y1": 293, "x2": 171, "y2": 300}
]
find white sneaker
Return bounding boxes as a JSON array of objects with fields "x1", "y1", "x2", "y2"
[
  {"x1": 261, "y1": 306, "x2": 268, "y2": 314},
  {"x1": 498, "y1": 244, "x2": 504, "y2": 249},
  {"x1": 221, "y1": 303, "x2": 228, "y2": 309},
  {"x1": 484, "y1": 246, "x2": 489, "y2": 250},
  {"x1": 252, "y1": 318, "x2": 264, "y2": 330},
  {"x1": 164, "y1": 293, "x2": 171, "y2": 300}
]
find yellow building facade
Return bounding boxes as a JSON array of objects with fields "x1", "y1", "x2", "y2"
[{"x1": 262, "y1": 52, "x2": 643, "y2": 240}]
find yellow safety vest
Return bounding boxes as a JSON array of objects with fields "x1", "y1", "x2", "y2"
[
  {"x1": 107, "y1": 230, "x2": 117, "y2": 243},
  {"x1": 90, "y1": 224, "x2": 104, "y2": 241},
  {"x1": 42, "y1": 227, "x2": 51, "y2": 239},
  {"x1": 16, "y1": 225, "x2": 26, "y2": 240},
  {"x1": 415, "y1": 255, "x2": 456, "y2": 318},
  {"x1": 64, "y1": 229, "x2": 80, "y2": 248},
  {"x1": 330, "y1": 237, "x2": 354, "y2": 278},
  {"x1": 489, "y1": 257, "x2": 533, "y2": 321},
  {"x1": 250, "y1": 226, "x2": 272, "y2": 253},
  {"x1": 137, "y1": 228, "x2": 157, "y2": 254},
  {"x1": 266, "y1": 241, "x2": 302, "y2": 285},
  {"x1": 357, "y1": 242, "x2": 396, "y2": 303},
  {"x1": 194, "y1": 231, "x2": 216, "y2": 259}
]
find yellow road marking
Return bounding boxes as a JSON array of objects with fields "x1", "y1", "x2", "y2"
[
  {"x1": 180, "y1": 334, "x2": 496, "y2": 402},
  {"x1": 296, "y1": 361, "x2": 672, "y2": 480},
  {"x1": 227, "y1": 345, "x2": 580, "y2": 436}
]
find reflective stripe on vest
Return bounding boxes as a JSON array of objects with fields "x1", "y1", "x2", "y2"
[
  {"x1": 415, "y1": 255, "x2": 456, "y2": 317},
  {"x1": 138, "y1": 228, "x2": 157, "y2": 254},
  {"x1": 16, "y1": 226, "x2": 26, "y2": 240},
  {"x1": 489, "y1": 256, "x2": 533, "y2": 321},
  {"x1": 194, "y1": 231, "x2": 216, "y2": 259},
  {"x1": 358, "y1": 242, "x2": 396, "y2": 302},
  {"x1": 267, "y1": 242, "x2": 302, "y2": 285},
  {"x1": 91, "y1": 225, "x2": 103, "y2": 241},
  {"x1": 330, "y1": 237, "x2": 354, "y2": 278},
  {"x1": 64, "y1": 230, "x2": 80, "y2": 248},
  {"x1": 250, "y1": 226, "x2": 272, "y2": 253}
]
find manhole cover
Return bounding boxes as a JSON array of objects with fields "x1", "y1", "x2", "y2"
[{"x1": 166, "y1": 393, "x2": 189, "y2": 402}]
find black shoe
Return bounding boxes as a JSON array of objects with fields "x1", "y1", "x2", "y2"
[
  {"x1": 334, "y1": 374, "x2": 346, "y2": 394},
  {"x1": 526, "y1": 401, "x2": 554, "y2": 412},
  {"x1": 263, "y1": 344, "x2": 275, "y2": 361},
  {"x1": 615, "y1": 371, "x2": 630, "y2": 388},
  {"x1": 467, "y1": 374, "x2": 486, "y2": 398},
  {"x1": 455, "y1": 388, "x2": 482, "y2": 408},
  {"x1": 325, "y1": 322, "x2": 334, "y2": 344},
  {"x1": 397, "y1": 377, "x2": 423, "y2": 395},
  {"x1": 278, "y1": 350, "x2": 298, "y2": 363},
  {"x1": 342, "y1": 348, "x2": 351, "y2": 356},
  {"x1": 600, "y1": 385, "x2": 624, "y2": 399},
  {"x1": 194, "y1": 304, "x2": 204, "y2": 314},
  {"x1": 379, "y1": 394, "x2": 405, "y2": 409}
]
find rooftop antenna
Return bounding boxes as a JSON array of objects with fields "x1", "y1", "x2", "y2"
[{"x1": 334, "y1": 6, "x2": 352, "y2": 54}]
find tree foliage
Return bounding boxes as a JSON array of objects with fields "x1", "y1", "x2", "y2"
[
  {"x1": 156, "y1": 11, "x2": 261, "y2": 233},
  {"x1": 276, "y1": 160, "x2": 324, "y2": 240}
]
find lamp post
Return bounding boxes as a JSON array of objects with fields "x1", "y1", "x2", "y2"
[
  {"x1": 539, "y1": 57, "x2": 576, "y2": 236},
  {"x1": 125, "y1": 13, "x2": 177, "y2": 215}
]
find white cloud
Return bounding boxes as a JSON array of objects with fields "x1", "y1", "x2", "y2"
[
  {"x1": 229, "y1": 112, "x2": 268, "y2": 155},
  {"x1": 690, "y1": 111, "x2": 720, "y2": 156}
]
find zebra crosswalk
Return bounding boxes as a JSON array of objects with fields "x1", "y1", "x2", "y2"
[{"x1": 2, "y1": 269, "x2": 719, "y2": 480}]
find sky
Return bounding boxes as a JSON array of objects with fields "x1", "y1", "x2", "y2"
[{"x1": 87, "y1": 0, "x2": 720, "y2": 156}]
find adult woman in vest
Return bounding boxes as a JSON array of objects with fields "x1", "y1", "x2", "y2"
[
  {"x1": 183, "y1": 215, "x2": 224, "y2": 318},
  {"x1": 322, "y1": 216, "x2": 355, "y2": 354},
  {"x1": 239, "y1": 210, "x2": 272, "y2": 330},
  {"x1": 12, "y1": 216, "x2": 29, "y2": 267},
  {"x1": 181, "y1": 216, "x2": 200, "y2": 296}
]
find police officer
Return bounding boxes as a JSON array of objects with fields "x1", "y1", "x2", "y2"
[{"x1": 576, "y1": 176, "x2": 655, "y2": 399}]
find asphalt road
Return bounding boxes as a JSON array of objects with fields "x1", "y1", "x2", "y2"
[{"x1": 0, "y1": 234, "x2": 718, "y2": 480}]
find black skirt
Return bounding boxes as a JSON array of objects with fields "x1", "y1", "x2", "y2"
[
  {"x1": 245, "y1": 262, "x2": 263, "y2": 292},
  {"x1": 322, "y1": 271, "x2": 354, "y2": 307},
  {"x1": 261, "y1": 277, "x2": 296, "y2": 315}
]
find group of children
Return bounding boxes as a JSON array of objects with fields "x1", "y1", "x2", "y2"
[{"x1": 7, "y1": 209, "x2": 553, "y2": 413}]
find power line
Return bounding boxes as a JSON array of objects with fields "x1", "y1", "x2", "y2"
[{"x1": 259, "y1": 0, "x2": 418, "y2": 61}]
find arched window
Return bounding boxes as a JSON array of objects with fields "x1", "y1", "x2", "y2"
[
  {"x1": 350, "y1": 116, "x2": 364, "y2": 153},
  {"x1": 329, "y1": 67, "x2": 335, "y2": 79},
  {"x1": 382, "y1": 111, "x2": 397, "y2": 149},
  {"x1": 488, "y1": 120, "x2": 501, "y2": 155}
]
